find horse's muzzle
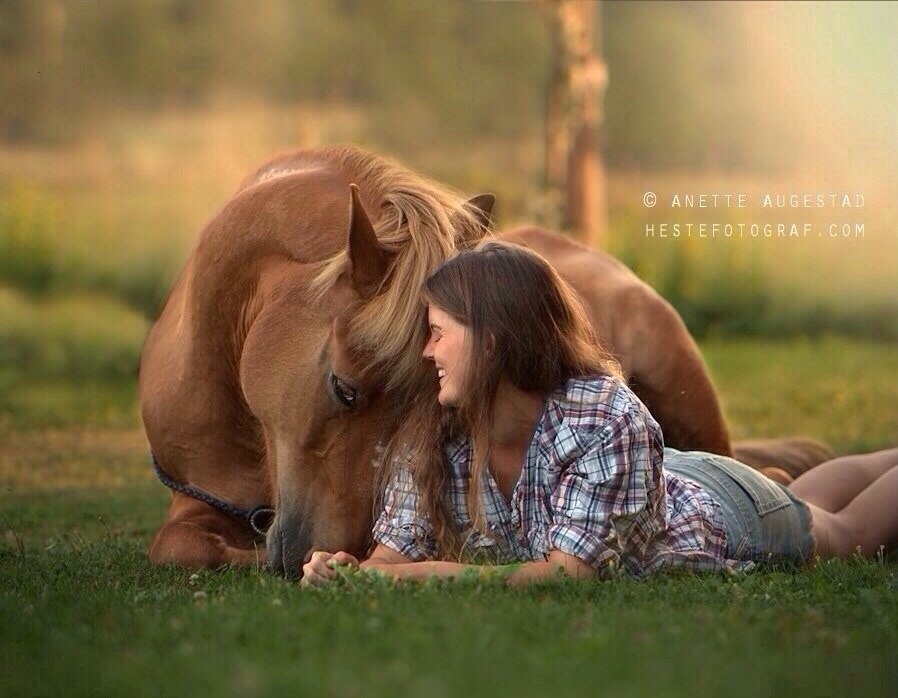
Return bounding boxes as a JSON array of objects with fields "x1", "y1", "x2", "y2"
[{"x1": 266, "y1": 515, "x2": 312, "y2": 580}]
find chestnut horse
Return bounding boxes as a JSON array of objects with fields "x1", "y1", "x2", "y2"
[{"x1": 139, "y1": 146, "x2": 829, "y2": 577}]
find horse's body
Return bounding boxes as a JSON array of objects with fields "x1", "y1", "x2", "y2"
[{"x1": 139, "y1": 147, "x2": 829, "y2": 576}]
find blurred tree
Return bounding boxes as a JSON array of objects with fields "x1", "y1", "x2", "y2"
[
  {"x1": 0, "y1": 1, "x2": 858, "y2": 174},
  {"x1": 542, "y1": 0, "x2": 608, "y2": 247},
  {"x1": 0, "y1": 0, "x2": 67, "y2": 141}
]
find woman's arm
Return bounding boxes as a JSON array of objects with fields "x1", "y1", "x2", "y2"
[
  {"x1": 302, "y1": 545, "x2": 596, "y2": 586},
  {"x1": 359, "y1": 547, "x2": 597, "y2": 586},
  {"x1": 504, "y1": 550, "x2": 597, "y2": 585}
]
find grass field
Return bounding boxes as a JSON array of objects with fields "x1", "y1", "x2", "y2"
[
  {"x1": 2, "y1": 547, "x2": 895, "y2": 697},
  {"x1": 1, "y1": 338, "x2": 896, "y2": 696}
]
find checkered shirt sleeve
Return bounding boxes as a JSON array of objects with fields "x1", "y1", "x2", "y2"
[
  {"x1": 546, "y1": 404, "x2": 665, "y2": 578},
  {"x1": 371, "y1": 462, "x2": 436, "y2": 561}
]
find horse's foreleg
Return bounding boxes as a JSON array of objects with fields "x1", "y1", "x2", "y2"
[
  {"x1": 149, "y1": 496, "x2": 267, "y2": 570},
  {"x1": 150, "y1": 520, "x2": 267, "y2": 568}
]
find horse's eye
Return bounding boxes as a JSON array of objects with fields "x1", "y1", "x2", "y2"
[{"x1": 330, "y1": 372, "x2": 358, "y2": 409}]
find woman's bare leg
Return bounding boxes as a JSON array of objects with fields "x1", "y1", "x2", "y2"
[
  {"x1": 789, "y1": 448, "x2": 898, "y2": 512},
  {"x1": 807, "y1": 466, "x2": 898, "y2": 558}
]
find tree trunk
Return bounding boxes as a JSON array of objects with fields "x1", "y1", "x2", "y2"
[{"x1": 542, "y1": 0, "x2": 608, "y2": 248}]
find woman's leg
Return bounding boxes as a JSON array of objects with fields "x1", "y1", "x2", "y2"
[
  {"x1": 806, "y1": 466, "x2": 898, "y2": 558},
  {"x1": 789, "y1": 448, "x2": 898, "y2": 512}
]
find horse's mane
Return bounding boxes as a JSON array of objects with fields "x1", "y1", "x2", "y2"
[{"x1": 305, "y1": 146, "x2": 490, "y2": 393}]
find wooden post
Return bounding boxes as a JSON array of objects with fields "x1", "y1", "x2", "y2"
[{"x1": 542, "y1": 0, "x2": 608, "y2": 248}]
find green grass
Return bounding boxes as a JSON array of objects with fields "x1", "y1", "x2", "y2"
[
  {"x1": 1, "y1": 537, "x2": 896, "y2": 697},
  {"x1": 1, "y1": 337, "x2": 896, "y2": 696},
  {"x1": 0, "y1": 379, "x2": 139, "y2": 431},
  {"x1": 0, "y1": 287, "x2": 148, "y2": 381},
  {"x1": 703, "y1": 337, "x2": 898, "y2": 453}
]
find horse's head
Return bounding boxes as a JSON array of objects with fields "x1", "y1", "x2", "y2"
[{"x1": 240, "y1": 177, "x2": 493, "y2": 579}]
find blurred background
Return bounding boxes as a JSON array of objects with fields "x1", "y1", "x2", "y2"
[{"x1": 1, "y1": 0, "x2": 896, "y2": 437}]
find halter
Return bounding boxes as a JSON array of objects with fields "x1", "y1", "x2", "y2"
[{"x1": 150, "y1": 452, "x2": 275, "y2": 536}]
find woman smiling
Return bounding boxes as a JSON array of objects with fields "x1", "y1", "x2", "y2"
[{"x1": 302, "y1": 242, "x2": 897, "y2": 586}]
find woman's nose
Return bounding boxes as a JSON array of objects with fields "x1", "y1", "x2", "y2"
[{"x1": 422, "y1": 337, "x2": 434, "y2": 360}]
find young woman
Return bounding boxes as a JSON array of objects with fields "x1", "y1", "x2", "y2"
[{"x1": 302, "y1": 242, "x2": 898, "y2": 586}]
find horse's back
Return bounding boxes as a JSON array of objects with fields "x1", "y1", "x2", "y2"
[
  {"x1": 497, "y1": 225, "x2": 632, "y2": 277},
  {"x1": 497, "y1": 226, "x2": 675, "y2": 364}
]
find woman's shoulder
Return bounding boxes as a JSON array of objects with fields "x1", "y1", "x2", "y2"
[{"x1": 551, "y1": 373, "x2": 658, "y2": 434}]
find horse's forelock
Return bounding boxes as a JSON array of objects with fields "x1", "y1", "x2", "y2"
[{"x1": 308, "y1": 147, "x2": 487, "y2": 393}]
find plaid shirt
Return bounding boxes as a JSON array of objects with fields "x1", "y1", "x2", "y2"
[{"x1": 373, "y1": 375, "x2": 740, "y2": 579}]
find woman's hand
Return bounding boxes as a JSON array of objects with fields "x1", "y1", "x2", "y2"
[{"x1": 300, "y1": 550, "x2": 360, "y2": 586}]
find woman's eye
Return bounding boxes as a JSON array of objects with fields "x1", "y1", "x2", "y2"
[{"x1": 330, "y1": 373, "x2": 358, "y2": 408}]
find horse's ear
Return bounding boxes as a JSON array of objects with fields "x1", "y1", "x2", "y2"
[
  {"x1": 346, "y1": 184, "x2": 388, "y2": 299},
  {"x1": 465, "y1": 193, "x2": 496, "y2": 229}
]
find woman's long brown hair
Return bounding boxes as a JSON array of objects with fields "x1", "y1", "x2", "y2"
[{"x1": 378, "y1": 241, "x2": 621, "y2": 559}]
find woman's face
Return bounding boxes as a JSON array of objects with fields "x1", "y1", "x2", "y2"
[{"x1": 422, "y1": 304, "x2": 471, "y2": 407}]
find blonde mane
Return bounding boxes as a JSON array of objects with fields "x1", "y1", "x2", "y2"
[{"x1": 308, "y1": 147, "x2": 491, "y2": 393}]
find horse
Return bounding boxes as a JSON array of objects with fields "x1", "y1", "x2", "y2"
[{"x1": 138, "y1": 146, "x2": 830, "y2": 578}]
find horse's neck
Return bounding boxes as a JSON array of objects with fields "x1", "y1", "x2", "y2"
[{"x1": 186, "y1": 170, "x2": 356, "y2": 347}]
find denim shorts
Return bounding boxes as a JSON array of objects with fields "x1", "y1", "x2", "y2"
[{"x1": 664, "y1": 448, "x2": 816, "y2": 565}]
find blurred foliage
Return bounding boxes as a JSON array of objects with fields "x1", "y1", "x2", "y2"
[
  {"x1": 2, "y1": 176, "x2": 894, "y2": 345},
  {"x1": 610, "y1": 215, "x2": 898, "y2": 341},
  {"x1": 2, "y1": 0, "x2": 868, "y2": 170},
  {"x1": 0, "y1": 0, "x2": 549, "y2": 148},
  {"x1": 1, "y1": 0, "x2": 895, "y2": 392},
  {"x1": 625, "y1": 243, "x2": 898, "y2": 341},
  {"x1": 0, "y1": 183, "x2": 177, "y2": 316},
  {"x1": 0, "y1": 285, "x2": 147, "y2": 381},
  {"x1": 0, "y1": 183, "x2": 57, "y2": 293},
  {"x1": 0, "y1": 169, "x2": 895, "y2": 411}
]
